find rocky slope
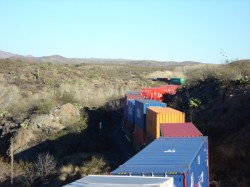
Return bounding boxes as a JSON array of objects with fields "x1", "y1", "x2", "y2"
[{"x1": 164, "y1": 76, "x2": 250, "y2": 187}]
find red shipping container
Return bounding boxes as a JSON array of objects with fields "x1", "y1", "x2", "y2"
[
  {"x1": 133, "y1": 125, "x2": 145, "y2": 152},
  {"x1": 141, "y1": 88, "x2": 166, "y2": 101},
  {"x1": 125, "y1": 92, "x2": 144, "y2": 105},
  {"x1": 160, "y1": 122, "x2": 203, "y2": 137},
  {"x1": 158, "y1": 85, "x2": 181, "y2": 95}
]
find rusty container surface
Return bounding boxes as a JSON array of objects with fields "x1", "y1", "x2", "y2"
[{"x1": 146, "y1": 107, "x2": 185, "y2": 142}]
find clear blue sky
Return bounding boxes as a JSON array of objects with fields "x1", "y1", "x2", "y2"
[{"x1": 0, "y1": 1, "x2": 249, "y2": 64}]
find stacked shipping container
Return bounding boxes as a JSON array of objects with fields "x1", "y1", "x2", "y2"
[
  {"x1": 124, "y1": 91, "x2": 144, "y2": 124},
  {"x1": 160, "y1": 122, "x2": 203, "y2": 137},
  {"x1": 112, "y1": 137, "x2": 209, "y2": 187},
  {"x1": 133, "y1": 100, "x2": 166, "y2": 151},
  {"x1": 146, "y1": 107, "x2": 185, "y2": 144}
]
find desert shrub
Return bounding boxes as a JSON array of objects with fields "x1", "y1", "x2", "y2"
[
  {"x1": 0, "y1": 157, "x2": 11, "y2": 183},
  {"x1": 66, "y1": 119, "x2": 88, "y2": 133},
  {"x1": 185, "y1": 61, "x2": 250, "y2": 86},
  {"x1": 79, "y1": 156, "x2": 108, "y2": 176},
  {"x1": 55, "y1": 91, "x2": 78, "y2": 105},
  {"x1": 32, "y1": 99, "x2": 55, "y2": 114},
  {"x1": 20, "y1": 162, "x2": 37, "y2": 187},
  {"x1": 35, "y1": 152, "x2": 57, "y2": 179}
]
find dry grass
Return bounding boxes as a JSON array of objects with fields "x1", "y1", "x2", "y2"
[{"x1": 0, "y1": 59, "x2": 165, "y2": 113}]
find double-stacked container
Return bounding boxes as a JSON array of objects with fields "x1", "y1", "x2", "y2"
[
  {"x1": 63, "y1": 175, "x2": 174, "y2": 187},
  {"x1": 112, "y1": 137, "x2": 209, "y2": 187},
  {"x1": 141, "y1": 88, "x2": 166, "y2": 101},
  {"x1": 158, "y1": 85, "x2": 181, "y2": 95},
  {"x1": 124, "y1": 100, "x2": 136, "y2": 142},
  {"x1": 146, "y1": 107, "x2": 185, "y2": 144},
  {"x1": 160, "y1": 122, "x2": 203, "y2": 138},
  {"x1": 133, "y1": 100, "x2": 166, "y2": 151},
  {"x1": 124, "y1": 92, "x2": 144, "y2": 123},
  {"x1": 170, "y1": 78, "x2": 185, "y2": 85}
]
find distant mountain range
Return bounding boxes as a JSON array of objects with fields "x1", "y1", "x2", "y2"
[{"x1": 0, "y1": 50, "x2": 204, "y2": 66}]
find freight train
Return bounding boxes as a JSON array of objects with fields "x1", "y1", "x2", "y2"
[
  {"x1": 64, "y1": 78, "x2": 209, "y2": 187},
  {"x1": 119, "y1": 78, "x2": 208, "y2": 187}
]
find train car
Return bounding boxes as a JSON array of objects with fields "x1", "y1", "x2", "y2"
[
  {"x1": 145, "y1": 107, "x2": 185, "y2": 144},
  {"x1": 158, "y1": 85, "x2": 181, "y2": 95},
  {"x1": 133, "y1": 100, "x2": 166, "y2": 151},
  {"x1": 170, "y1": 78, "x2": 185, "y2": 85},
  {"x1": 124, "y1": 100, "x2": 136, "y2": 143},
  {"x1": 124, "y1": 91, "x2": 144, "y2": 123},
  {"x1": 160, "y1": 122, "x2": 203, "y2": 138},
  {"x1": 141, "y1": 88, "x2": 167, "y2": 101},
  {"x1": 112, "y1": 137, "x2": 209, "y2": 187},
  {"x1": 63, "y1": 175, "x2": 174, "y2": 187}
]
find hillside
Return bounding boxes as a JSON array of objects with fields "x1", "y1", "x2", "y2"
[
  {"x1": 164, "y1": 61, "x2": 250, "y2": 186},
  {"x1": 0, "y1": 50, "x2": 203, "y2": 66},
  {"x1": 0, "y1": 50, "x2": 18, "y2": 59},
  {"x1": 0, "y1": 58, "x2": 249, "y2": 186}
]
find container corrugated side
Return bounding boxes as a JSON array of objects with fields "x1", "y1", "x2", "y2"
[
  {"x1": 127, "y1": 100, "x2": 135, "y2": 133},
  {"x1": 160, "y1": 122, "x2": 203, "y2": 137},
  {"x1": 124, "y1": 92, "x2": 144, "y2": 123},
  {"x1": 125, "y1": 92, "x2": 144, "y2": 105},
  {"x1": 141, "y1": 88, "x2": 167, "y2": 101},
  {"x1": 146, "y1": 107, "x2": 185, "y2": 141},
  {"x1": 132, "y1": 125, "x2": 145, "y2": 152},
  {"x1": 158, "y1": 85, "x2": 181, "y2": 95},
  {"x1": 112, "y1": 137, "x2": 209, "y2": 187},
  {"x1": 134, "y1": 100, "x2": 166, "y2": 130},
  {"x1": 63, "y1": 175, "x2": 174, "y2": 187}
]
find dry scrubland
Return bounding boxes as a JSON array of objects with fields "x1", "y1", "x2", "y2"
[{"x1": 0, "y1": 59, "x2": 249, "y2": 186}]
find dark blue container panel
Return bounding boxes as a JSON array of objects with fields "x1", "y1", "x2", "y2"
[
  {"x1": 127, "y1": 100, "x2": 135, "y2": 125},
  {"x1": 112, "y1": 137, "x2": 209, "y2": 187},
  {"x1": 134, "y1": 100, "x2": 166, "y2": 130}
]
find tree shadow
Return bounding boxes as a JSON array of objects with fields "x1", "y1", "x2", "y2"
[{"x1": 0, "y1": 98, "x2": 136, "y2": 186}]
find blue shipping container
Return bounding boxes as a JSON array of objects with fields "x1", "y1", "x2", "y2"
[
  {"x1": 134, "y1": 100, "x2": 166, "y2": 130},
  {"x1": 127, "y1": 100, "x2": 135, "y2": 126},
  {"x1": 112, "y1": 137, "x2": 209, "y2": 187}
]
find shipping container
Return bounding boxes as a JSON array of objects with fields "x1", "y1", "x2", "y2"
[
  {"x1": 135, "y1": 100, "x2": 167, "y2": 130},
  {"x1": 124, "y1": 92, "x2": 144, "y2": 123},
  {"x1": 124, "y1": 127, "x2": 133, "y2": 144},
  {"x1": 141, "y1": 88, "x2": 167, "y2": 101},
  {"x1": 146, "y1": 107, "x2": 185, "y2": 143},
  {"x1": 141, "y1": 90, "x2": 153, "y2": 100},
  {"x1": 159, "y1": 85, "x2": 181, "y2": 95},
  {"x1": 160, "y1": 122, "x2": 203, "y2": 137},
  {"x1": 133, "y1": 125, "x2": 145, "y2": 152},
  {"x1": 125, "y1": 91, "x2": 144, "y2": 105},
  {"x1": 170, "y1": 78, "x2": 185, "y2": 85},
  {"x1": 63, "y1": 175, "x2": 174, "y2": 187},
  {"x1": 127, "y1": 100, "x2": 135, "y2": 133},
  {"x1": 112, "y1": 137, "x2": 209, "y2": 187}
]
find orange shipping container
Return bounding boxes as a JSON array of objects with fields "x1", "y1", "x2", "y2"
[{"x1": 146, "y1": 107, "x2": 185, "y2": 141}]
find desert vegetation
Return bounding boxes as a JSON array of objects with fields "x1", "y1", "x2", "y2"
[
  {"x1": 164, "y1": 60, "x2": 250, "y2": 187},
  {"x1": 0, "y1": 58, "x2": 249, "y2": 186}
]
